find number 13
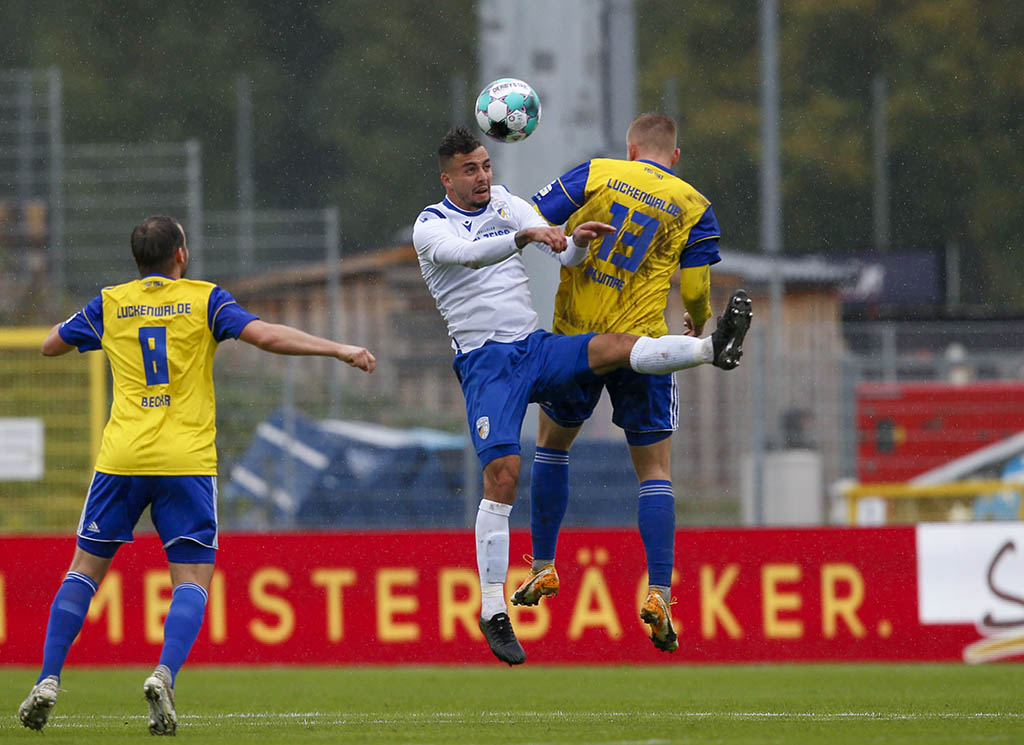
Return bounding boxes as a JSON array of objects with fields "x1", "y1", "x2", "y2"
[{"x1": 594, "y1": 201, "x2": 660, "y2": 273}]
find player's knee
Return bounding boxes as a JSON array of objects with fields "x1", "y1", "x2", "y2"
[
  {"x1": 588, "y1": 332, "x2": 637, "y2": 374},
  {"x1": 484, "y1": 456, "x2": 520, "y2": 499}
]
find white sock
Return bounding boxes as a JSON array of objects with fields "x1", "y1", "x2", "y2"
[
  {"x1": 629, "y1": 335, "x2": 712, "y2": 374},
  {"x1": 476, "y1": 499, "x2": 512, "y2": 619}
]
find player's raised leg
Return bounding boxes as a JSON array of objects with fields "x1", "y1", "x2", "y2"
[
  {"x1": 513, "y1": 411, "x2": 578, "y2": 607},
  {"x1": 476, "y1": 454, "x2": 526, "y2": 665},
  {"x1": 585, "y1": 289, "x2": 753, "y2": 376},
  {"x1": 19, "y1": 545, "x2": 113, "y2": 730}
]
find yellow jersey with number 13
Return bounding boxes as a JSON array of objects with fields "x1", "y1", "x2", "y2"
[
  {"x1": 58, "y1": 275, "x2": 258, "y2": 475},
  {"x1": 531, "y1": 158, "x2": 721, "y2": 337}
]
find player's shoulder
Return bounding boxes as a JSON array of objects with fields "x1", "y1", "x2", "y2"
[
  {"x1": 174, "y1": 278, "x2": 218, "y2": 303},
  {"x1": 491, "y1": 183, "x2": 517, "y2": 200},
  {"x1": 415, "y1": 201, "x2": 448, "y2": 225},
  {"x1": 661, "y1": 170, "x2": 711, "y2": 208},
  {"x1": 99, "y1": 278, "x2": 146, "y2": 304},
  {"x1": 491, "y1": 185, "x2": 535, "y2": 222},
  {"x1": 178, "y1": 277, "x2": 216, "y2": 290},
  {"x1": 588, "y1": 157, "x2": 651, "y2": 187},
  {"x1": 491, "y1": 183, "x2": 524, "y2": 208}
]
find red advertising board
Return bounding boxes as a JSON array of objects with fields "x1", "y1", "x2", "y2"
[
  {"x1": 857, "y1": 381, "x2": 1024, "y2": 482},
  {"x1": 0, "y1": 526, "x2": 1018, "y2": 666}
]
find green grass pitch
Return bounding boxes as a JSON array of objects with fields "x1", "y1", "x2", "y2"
[{"x1": 1, "y1": 664, "x2": 1021, "y2": 744}]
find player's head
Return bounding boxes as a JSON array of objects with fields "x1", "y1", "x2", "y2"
[
  {"x1": 438, "y1": 126, "x2": 492, "y2": 210},
  {"x1": 131, "y1": 215, "x2": 189, "y2": 278},
  {"x1": 626, "y1": 113, "x2": 680, "y2": 168}
]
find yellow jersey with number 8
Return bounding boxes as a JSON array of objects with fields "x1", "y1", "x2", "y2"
[{"x1": 58, "y1": 275, "x2": 257, "y2": 475}]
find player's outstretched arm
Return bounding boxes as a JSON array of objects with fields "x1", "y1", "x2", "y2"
[
  {"x1": 239, "y1": 320, "x2": 376, "y2": 372},
  {"x1": 570, "y1": 221, "x2": 616, "y2": 245},
  {"x1": 515, "y1": 226, "x2": 568, "y2": 252},
  {"x1": 524, "y1": 222, "x2": 615, "y2": 267},
  {"x1": 41, "y1": 323, "x2": 75, "y2": 357}
]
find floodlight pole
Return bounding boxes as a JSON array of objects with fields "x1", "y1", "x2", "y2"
[
  {"x1": 872, "y1": 74, "x2": 890, "y2": 253},
  {"x1": 48, "y1": 68, "x2": 65, "y2": 312},
  {"x1": 325, "y1": 206, "x2": 342, "y2": 418},
  {"x1": 754, "y1": 0, "x2": 783, "y2": 525},
  {"x1": 236, "y1": 74, "x2": 255, "y2": 273}
]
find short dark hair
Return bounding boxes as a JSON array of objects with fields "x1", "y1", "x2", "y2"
[
  {"x1": 131, "y1": 216, "x2": 184, "y2": 275},
  {"x1": 438, "y1": 126, "x2": 482, "y2": 170}
]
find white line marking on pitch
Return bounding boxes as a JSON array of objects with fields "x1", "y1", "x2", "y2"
[{"x1": 43, "y1": 709, "x2": 1024, "y2": 728}]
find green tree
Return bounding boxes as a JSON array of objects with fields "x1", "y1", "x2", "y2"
[
  {"x1": 5, "y1": 0, "x2": 476, "y2": 253},
  {"x1": 637, "y1": 0, "x2": 1023, "y2": 304}
]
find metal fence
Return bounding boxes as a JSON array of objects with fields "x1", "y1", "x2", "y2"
[
  {"x1": 204, "y1": 208, "x2": 339, "y2": 283},
  {"x1": 0, "y1": 69, "x2": 62, "y2": 317},
  {"x1": 62, "y1": 140, "x2": 202, "y2": 297},
  {"x1": 3, "y1": 66, "x2": 1022, "y2": 533}
]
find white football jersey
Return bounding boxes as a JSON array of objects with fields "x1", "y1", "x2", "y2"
[{"x1": 413, "y1": 185, "x2": 550, "y2": 353}]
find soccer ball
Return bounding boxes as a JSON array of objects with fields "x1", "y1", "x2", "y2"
[{"x1": 474, "y1": 78, "x2": 542, "y2": 143}]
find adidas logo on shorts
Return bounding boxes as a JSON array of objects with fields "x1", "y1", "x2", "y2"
[{"x1": 86, "y1": 521, "x2": 100, "y2": 533}]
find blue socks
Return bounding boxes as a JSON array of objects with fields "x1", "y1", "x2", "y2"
[
  {"x1": 530, "y1": 447, "x2": 570, "y2": 563},
  {"x1": 38, "y1": 572, "x2": 98, "y2": 683},
  {"x1": 158, "y1": 582, "x2": 209, "y2": 685},
  {"x1": 37, "y1": 573, "x2": 208, "y2": 687},
  {"x1": 638, "y1": 480, "x2": 675, "y2": 587}
]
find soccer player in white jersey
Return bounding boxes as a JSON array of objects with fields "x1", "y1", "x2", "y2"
[
  {"x1": 18, "y1": 216, "x2": 375, "y2": 735},
  {"x1": 412, "y1": 127, "x2": 751, "y2": 665}
]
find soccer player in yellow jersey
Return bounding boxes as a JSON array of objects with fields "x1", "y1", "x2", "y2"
[
  {"x1": 512, "y1": 114, "x2": 752, "y2": 654},
  {"x1": 18, "y1": 216, "x2": 375, "y2": 735}
]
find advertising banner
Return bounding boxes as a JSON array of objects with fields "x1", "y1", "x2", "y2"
[{"x1": 0, "y1": 526, "x2": 1018, "y2": 665}]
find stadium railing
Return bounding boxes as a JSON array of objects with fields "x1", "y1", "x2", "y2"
[
  {"x1": 842, "y1": 479, "x2": 1024, "y2": 524},
  {"x1": 0, "y1": 326, "x2": 106, "y2": 531}
]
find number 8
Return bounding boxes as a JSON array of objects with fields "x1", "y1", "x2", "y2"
[{"x1": 138, "y1": 327, "x2": 170, "y2": 386}]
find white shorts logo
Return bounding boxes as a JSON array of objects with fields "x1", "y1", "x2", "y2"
[{"x1": 475, "y1": 416, "x2": 490, "y2": 440}]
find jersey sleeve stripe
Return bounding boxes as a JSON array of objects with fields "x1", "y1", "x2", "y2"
[
  {"x1": 685, "y1": 233, "x2": 722, "y2": 247},
  {"x1": 210, "y1": 301, "x2": 238, "y2": 330},
  {"x1": 83, "y1": 307, "x2": 102, "y2": 339},
  {"x1": 557, "y1": 178, "x2": 583, "y2": 210}
]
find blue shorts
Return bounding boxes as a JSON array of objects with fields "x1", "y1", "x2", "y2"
[
  {"x1": 454, "y1": 330, "x2": 597, "y2": 466},
  {"x1": 76, "y1": 472, "x2": 218, "y2": 563},
  {"x1": 541, "y1": 368, "x2": 677, "y2": 446}
]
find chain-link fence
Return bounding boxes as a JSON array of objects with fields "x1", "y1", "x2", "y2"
[{"x1": 0, "y1": 69, "x2": 62, "y2": 317}]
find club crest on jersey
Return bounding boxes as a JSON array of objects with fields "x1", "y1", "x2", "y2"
[
  {"x1": 475, "y1": 416, "x2": 490, "y2": 440},
  {"x1": 492, "y1": 200, "x2": 509, "y2": 219}
]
